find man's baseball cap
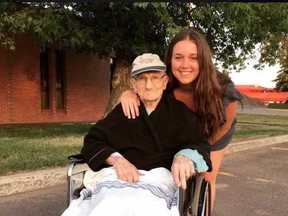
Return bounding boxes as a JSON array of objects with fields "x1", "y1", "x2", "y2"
[{"x1": 131, "y1": 53, "x2": 166, "y2": 77}]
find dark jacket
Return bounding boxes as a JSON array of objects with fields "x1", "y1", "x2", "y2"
[{"x1": 81, "y1": 92, "x2": 212, "y2": 172}]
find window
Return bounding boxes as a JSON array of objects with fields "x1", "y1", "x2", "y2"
[
  {"x1": 40, "y1": 47, "x2": 50, "y2": 109},
  {"x1": 55, "y1": 49, "x2": 66, "y2": 109}
]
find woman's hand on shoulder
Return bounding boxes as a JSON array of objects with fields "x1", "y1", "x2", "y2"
[{"x1": 120, "y1": 90, "x2": 140, "y2": 119}]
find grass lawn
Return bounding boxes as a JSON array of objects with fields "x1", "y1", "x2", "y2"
[
  {"x1": 232, "y1": 114, "x2": 288, "y2": 141},
  {"x1": 1, "y1": 114, "x2": 287, "y2": 176},
  {"x1": 0, "y1": 123, "x2": 92, "y2": 175}
]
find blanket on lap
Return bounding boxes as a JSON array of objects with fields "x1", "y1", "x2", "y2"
[{"x1": 62, "y1": 167, "x2": 180, "y2": 216}]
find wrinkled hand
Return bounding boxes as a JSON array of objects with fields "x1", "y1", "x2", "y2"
[
  {"x1": 112, "y1": 156, "x2": 141, "y2": 183},
  {"x1": 120, "y1": 90, "x2": 140, "y2": 119},
  {"x1": 171, "y1": 155, "x2": 195, "y2": 190}
]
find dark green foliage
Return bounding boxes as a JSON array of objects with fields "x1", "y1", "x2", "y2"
[
  {"x1": 0, "y1": 2, "x2": 287, "y2": 88},
  {"x1": 274, "y1": 68, "x2": 288, "y2": 92}
]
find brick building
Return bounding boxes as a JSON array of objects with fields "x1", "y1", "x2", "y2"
[{"x1": 0, "y1": 33, "x2": 110, "y2": 124}]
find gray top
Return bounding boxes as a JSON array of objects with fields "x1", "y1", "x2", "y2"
[{"x1": 211, "y1": 82, "x2": 243, "y2": 151}]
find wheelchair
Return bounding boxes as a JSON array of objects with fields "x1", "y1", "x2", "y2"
[{"x1": 66, "y1": 154, "x2": 211, "y2": 216}]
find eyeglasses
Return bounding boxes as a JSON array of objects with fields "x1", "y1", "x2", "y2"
[{"x1": 133, "y1": 75, "x2": 166, "y2": 85}]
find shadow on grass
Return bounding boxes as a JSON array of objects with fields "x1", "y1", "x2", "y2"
[
  {"x1": 238, "y1": 121, "x2": 288, "y2": 127},
  {"x1": 0, "y1": 123, "x2": 93, "y2": 138}
]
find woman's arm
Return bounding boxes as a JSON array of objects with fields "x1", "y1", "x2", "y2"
[
  {"x1": 119, "y1": 90, "x2": 140, "y2": 119},
  {"x1": 208, "y1": 101, "x2": 238, "y2": 144}
]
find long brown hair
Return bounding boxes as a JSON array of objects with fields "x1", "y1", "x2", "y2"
[{"x1": 165, "y1": 28, "x2": 226, "y2": 139}]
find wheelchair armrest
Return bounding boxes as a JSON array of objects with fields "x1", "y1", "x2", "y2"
[
  {"x1": 67, "y1": 154, "x2": 86, "y2": 179},
  {"x1": 68, "y1": 154, "x2": 86, "y2": 163},
  {"x1": 67, "y1": 153, "x2": 87, "y2": 206}
]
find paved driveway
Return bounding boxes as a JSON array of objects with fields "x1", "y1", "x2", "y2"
[{"x1": 1, "y1": 142, "x2": 287, "y2": 216}]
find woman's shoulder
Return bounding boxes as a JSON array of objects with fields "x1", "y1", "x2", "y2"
[
  {"x1": 216, "y1": 71, "x2": 244, "y2": 106},
  {"x1": 216, "y1": 70, "x2": 232, "y2": 86}
]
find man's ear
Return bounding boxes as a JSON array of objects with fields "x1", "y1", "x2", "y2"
[
  {"x1": 130, "y1": 78, "x2": 137, "y2": 92},
  {"x1": 163, "y1": 75, "x2": 169, "y2": 90}
]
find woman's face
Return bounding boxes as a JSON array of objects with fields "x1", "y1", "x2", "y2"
[{"x1": 171, "y1": 40, "x2": 200, "y2": 86}]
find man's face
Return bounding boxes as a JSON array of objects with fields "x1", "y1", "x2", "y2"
[{"x1": 131, "y1": 71, "x2": 168, "y2": 105}]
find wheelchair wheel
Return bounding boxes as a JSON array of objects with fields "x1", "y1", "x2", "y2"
[
  {"x1": 191, "y1": 176, "x2": 211, "y2": 216},
  {"x1": 178, "y1": 175, "x2": 198, "y2": 216}
]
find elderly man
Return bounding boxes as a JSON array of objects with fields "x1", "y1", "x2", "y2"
[{"x1": 62, "y1": 53, "x2": 211, "y2": 216}]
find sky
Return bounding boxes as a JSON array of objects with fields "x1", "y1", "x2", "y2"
[{"x1": 229, "y1": 62, "x2": 280, "y2": 89}]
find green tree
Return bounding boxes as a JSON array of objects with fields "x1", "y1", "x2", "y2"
[
  {"x1": 274, "y1": 68, "x2": 288, "y2": 92},
  {"x1": 274, "y1": 33, "x2": 288, "y2": 92},
  {"x1": 1, "y1": 2, "x2": 287, "y2": 111},
  {"x1": 189, "y1": 3, "x2": 288, "y2": 70}
]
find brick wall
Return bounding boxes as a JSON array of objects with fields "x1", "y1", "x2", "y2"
[{"x1": 0, "y1": 33, "x2": 110, "y2": 124}]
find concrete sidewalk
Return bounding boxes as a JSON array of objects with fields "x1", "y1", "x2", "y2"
[{"x1": 0, "y1": 134, "x2": 287, "y2": 197}]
